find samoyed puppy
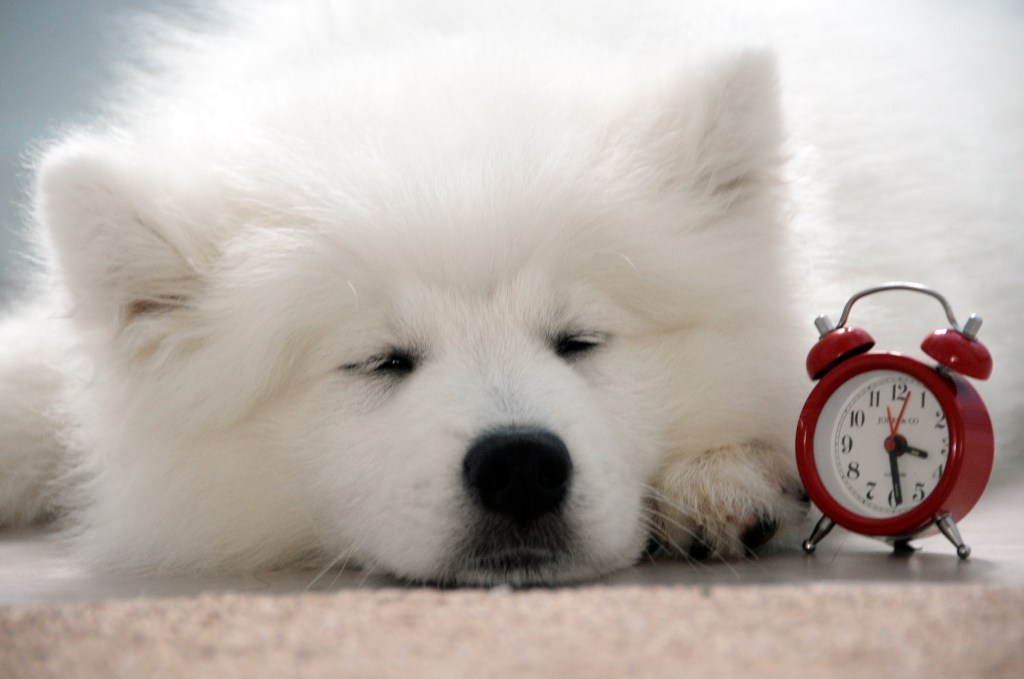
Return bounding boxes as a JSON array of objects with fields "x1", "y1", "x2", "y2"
[{"x1": 0, "y1": 0, "x2": 1021, "y2": 586}]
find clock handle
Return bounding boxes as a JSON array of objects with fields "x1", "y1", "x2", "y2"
[{"x1": 832, "y1": 282, "x2": 962, "y2": 330}]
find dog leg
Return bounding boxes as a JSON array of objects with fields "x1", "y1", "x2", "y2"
[
  {"x1": 650, "y1": 439, "x2": 807, "y2": 559},
  {"x1": 0, "y1": 305, "x2": 70, "y2": 527}
]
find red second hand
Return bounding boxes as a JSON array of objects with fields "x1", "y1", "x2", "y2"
[{"x1": 888, "y1": 391, "x2": 912, "y2": 439}]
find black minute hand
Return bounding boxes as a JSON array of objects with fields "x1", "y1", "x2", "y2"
[{"x1": 889, "y1": 449, "x2": 903, "y2": 506}]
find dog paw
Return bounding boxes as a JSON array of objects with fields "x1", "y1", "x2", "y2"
[{"x1": 648, "y1": 439, "x2": 807, "y2": 560}]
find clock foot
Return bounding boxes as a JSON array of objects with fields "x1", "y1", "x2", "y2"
[
  {"x1": 891, "y1": 538, "x2": 920, "y2": 555},
  {"x1": 802, "y1": 515, "x2": 835, "y2": 554},
  {"x1": 935, "y1": 512, "x2": 971, "y2": 560}
]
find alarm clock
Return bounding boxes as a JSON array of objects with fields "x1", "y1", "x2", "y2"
[{"x1": 796, "y1": 282, "x2": 994, "y2": 559}]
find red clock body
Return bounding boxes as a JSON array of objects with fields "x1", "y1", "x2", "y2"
[{"x1": 796, "y1": 352, "x2": 993, "y2": 539}]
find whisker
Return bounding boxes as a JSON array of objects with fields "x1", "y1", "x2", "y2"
[
  {"x1": 305, "y1": 521, "x2": 372, "y2": 591},
  {"x1": 306, "y1": 546, "x2": 356, "y2": 591}
]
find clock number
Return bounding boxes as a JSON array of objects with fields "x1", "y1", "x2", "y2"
[
  {"x1": 848, "y1": 410, "x2": 866, "y2": 428},
  {"x1": 892, "y1": 383, "x2": 908, "y2": 401},
  {"x1": 935, "y1": 411, "x2": 947, "y2": 429},
  {"x1": 865, "y1": 481, "x2": 877, "y2": 500},
  {"x1": 920, "y1": 392, "x2": 927, "y2": 409},
  {"x1": 840, "y1": 435, "x2": 854, "y2": 454},
  {"x1": 888, "y1": 489, "x2": 900, "y2": 507},
  {"x1": 912, "y1": 483, "x2": 926, "y2": 502},
  {"x1": 846, "y1": 462, "x2": 861, "y2": 480},
  {"x1": 869, "y1": 390, "x2": 881, "y2": 408},
  {"x1": 933, "y1": 464, "x2": 944, "y2": 479}
]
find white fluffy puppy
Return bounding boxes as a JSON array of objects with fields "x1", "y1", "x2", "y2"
[{"x1": 0, "y1": 0, "x2": 1020, "y2": 585}]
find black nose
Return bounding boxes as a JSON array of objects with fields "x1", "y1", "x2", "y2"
[{"x1": 463, "y1": 429, "x2": 573, "y2": 524}]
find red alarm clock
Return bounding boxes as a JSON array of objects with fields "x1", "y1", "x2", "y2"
[{"x1": 796, "y1": 282, "x2": 994, "y2": 559}]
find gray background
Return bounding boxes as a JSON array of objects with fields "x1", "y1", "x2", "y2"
[{"x1": 0, "y1": 1, "x2": 163, "y2": 305}]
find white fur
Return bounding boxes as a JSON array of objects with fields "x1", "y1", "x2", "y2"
[{"x1": 1, "y1": 0, "x2": 1021, "y2": 585}]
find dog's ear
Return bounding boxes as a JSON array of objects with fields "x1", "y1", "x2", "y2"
[
  {"x1": 35, "y1": 137, "x2": 206, "y2": 329},
  {"x1": 623, "y1": 49, "x2": 784, "y2": 203}
]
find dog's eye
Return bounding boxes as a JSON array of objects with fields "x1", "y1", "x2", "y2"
[
  {"x1": 553, "y1": 332, "x2": 606, "y2": 360},
  {"x1": 343, "y1": 349, "x2": 418, "y2": 377},
  {"x1": 371, "y1": 350, "x2": 417, "y2": 376}
]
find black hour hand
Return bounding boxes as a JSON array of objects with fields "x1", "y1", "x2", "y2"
[{"x1": 902, "y1": 445, "x2": 929, "y2": 459}]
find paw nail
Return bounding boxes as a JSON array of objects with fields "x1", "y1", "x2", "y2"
[
  {"x1": 643, "y1": 536, "x2": 663, "y2": 557},
  {"x1": 741, "y1": 517, "x2": 779, "y2": 550},
  {"x1": 687, "y1": 532, "x2": 712, "y2": 561}
]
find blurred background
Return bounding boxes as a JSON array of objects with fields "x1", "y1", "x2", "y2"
[{"x1": 0, "y1": 1, "x2": 163, "y2": 305}]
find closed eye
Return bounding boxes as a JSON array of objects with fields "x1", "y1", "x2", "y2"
[
  {"x1": 552, "y1": 331, "x2": 607, "y2": 360},
  {"x1": 342, "y1": 349, "x2": 419, "y2": 378}
]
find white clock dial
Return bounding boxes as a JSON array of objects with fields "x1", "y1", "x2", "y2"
[{"x1": 813, "y1": 370, "x2": 950, "y2": 517}]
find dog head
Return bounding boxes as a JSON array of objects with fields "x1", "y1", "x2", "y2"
[{"x1": 37, "y1": 43, "x2": 786, "y2": 583}]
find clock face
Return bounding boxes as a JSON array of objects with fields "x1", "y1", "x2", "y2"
[{"x1": 812, "y1": 370, "x2": 950, "y2": 518}]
